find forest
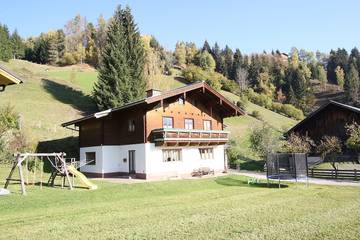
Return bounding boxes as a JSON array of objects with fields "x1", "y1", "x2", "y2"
[{"x1": 1, "y1": 11, "x2": 360, "y2": 119}]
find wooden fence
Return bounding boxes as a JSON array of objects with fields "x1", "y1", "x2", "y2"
[{"x1": 309, "y1": 168, "x2": 359, "y2": 181}]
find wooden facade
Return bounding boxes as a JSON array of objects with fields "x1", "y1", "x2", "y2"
[
  {"x1": 63, "y1": 82, "x2": 244, "y2": 148},
  {"x1": 287, "y1": 101, "x2": 360, "y2": 143}
]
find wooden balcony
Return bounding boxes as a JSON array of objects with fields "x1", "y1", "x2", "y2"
[{"x1": 151, "y1": 128, "x2": 229, "y2": 146}]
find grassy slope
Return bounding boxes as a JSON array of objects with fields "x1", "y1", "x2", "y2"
[
  {"x1": 0, "y1": 60, "x2": 97, "y2": 145},
  {"x1": 221, "y1": 90, "x2": 298, "y2": 165},
  {"x1": 1, "y1": 166, "x2": 360, "y2": 240},
  {"x1": 0, "y1": 60, "x2": 297, "y2": 162}
]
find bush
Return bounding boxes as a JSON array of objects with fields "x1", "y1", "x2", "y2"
[
  {"x1": 280, "y1": 104, "x2": 304, "y2": 120},
  {"x1": 345, "y1": 122, "x2": 360, "y2": 151},
  {"x1": 62, "y1": 52, "x2": 77, "y2": 65},
  {"x1": 282, "y1": 133, "x2": 314, "y2": 153},
  {"x1": 221, "y1": 78, "x2": 239, "y2": 94},
  {"x1": 182, "y1": 65, "x2": 226, "y2": 91},
  {"x1": 250, "y1": 110, "x2": 262, "y2": 120},
  {"x1": 0, "y1": 105, "x2": 28, "y2": 164},
  {"x1": 246, "y1": 89, "x2": 272, "y2": 109},
  {"x1": 271, "y1": 102, "x2": 282, "y2": 113}
]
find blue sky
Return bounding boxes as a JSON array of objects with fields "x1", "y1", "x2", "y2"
[{"x1": 1, "y1": 0, "x2": 360, "y2": 54}]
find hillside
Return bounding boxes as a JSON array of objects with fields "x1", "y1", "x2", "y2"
[
  {"x1": 311, "y1": 79, "x2": 346, "y2": 109},
  {"x1": 0, "y1": 60, "x2": 297, "y2": 161}
]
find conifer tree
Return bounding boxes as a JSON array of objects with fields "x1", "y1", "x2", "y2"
[
  {"x1": 202, "y1": 40, "x2": 211, "y2": 53},
  {"x1": 345, "y1": 63, "x2": 360, "y2": 102},
  {"x1": 231, "y1": 49, "x2": 243, "y2": 80},
  {"x1": 10, "y1": 30, "x2": 25, "y2": 59},
  {"x1": 93, "y1": 5, "x2": 146, "y2": 110},
  {"x1": 0, "y1": 24, "x2": 12, "y2": 61}
]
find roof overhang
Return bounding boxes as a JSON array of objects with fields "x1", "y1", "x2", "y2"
[
  {"x1": 0, "y1": 65, "x2": 23, "y2": 91},
  {"x1": 287, "y1": 100, "x2": 360, "y2": 135},
  {"x1": 61, "y1": 82, "x2": 245, "y2": 127}
]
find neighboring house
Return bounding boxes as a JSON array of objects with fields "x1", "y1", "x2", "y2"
[
  {"x1": 0, "y1": 65, "x2": 23, "y2": 91},
  {"x1": 62, "y1": 82, "x2": 244, "y2": 179},
  {"x1": 287, "y1": 100, "x2": 360, "y2": 143}
]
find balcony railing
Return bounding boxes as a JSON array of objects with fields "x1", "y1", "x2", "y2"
[{"x1": 151, "y1": 128, "x2": 229, "y2": 146}]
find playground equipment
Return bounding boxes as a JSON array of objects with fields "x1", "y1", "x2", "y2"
[
  {"x1": 67, "y1": 165, "x2": 97, "y2": 190},
  {"x1": 266, "y1": 153, "x2": 309, "y2": 188},
  {"x1": 4, "y1": 152, "x2": 97, "y2": 195}
]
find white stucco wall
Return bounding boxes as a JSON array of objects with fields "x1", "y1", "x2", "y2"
[
  {"x1": 145, "y1": 143, "x2": 225, "y2": 179},
  {"x1": 79, "y1": 146, "x2": 103, "y2": 173},
  {"x1": 79, "y1": 144, "x2": 146, "y2": 175},
  {"x1": 80, "y1": 143, "x2": 226, "y2": 179}
]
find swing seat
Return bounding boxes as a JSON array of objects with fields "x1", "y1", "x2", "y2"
[{"x1": 0, "y1": 188, "x2": 10, "y2": 196}]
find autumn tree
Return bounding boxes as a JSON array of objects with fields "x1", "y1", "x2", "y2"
[{"x1": 335, "y1": 66, "x2": 345, "y2": 90}]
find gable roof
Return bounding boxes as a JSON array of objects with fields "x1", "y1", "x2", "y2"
[
  {"x1": 0, "y1": 64, "x2": 23, "y2": 88},
  {"x1": 62, "y1": 81, "x2": 245, "y2": 127},
  {"x1": 287, "y1": 100, "x2": 360, "y2": 134}
]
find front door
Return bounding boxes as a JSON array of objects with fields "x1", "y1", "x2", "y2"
[{"x1": 128, "y1": 150, "x2": 136, "y2": 174}]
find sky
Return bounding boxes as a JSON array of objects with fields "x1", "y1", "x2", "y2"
[{"x1": 1, "y1": 0, "x2": 360, "y2": 54}]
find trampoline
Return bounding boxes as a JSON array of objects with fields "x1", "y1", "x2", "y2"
[{"x1": 266, "y1": 153, "x2": 309, "y2": 187}]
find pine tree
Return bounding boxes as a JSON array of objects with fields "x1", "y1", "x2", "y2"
[
  {"x1": 0, "y1": 24, "x2": 12, "y2": 61},
  {"x1": 93, "y1": 5, "x2": 146, "y2": 110},
  {"x1": 10, "y1": 30, "x2": 25, "y2": 59},
  {"x1": 345, "y1": 63, "x2": 360, "y2": 102},
  {"x1": 47, "y1": 33, "x2": 58, "y2": 65},
  {"x1": 56, "y1": 29, "x2": 66, "y2": 62},
  {"x1": 231, "y1": 49, "x2": 243, "y2": 80},
  {"x1": 221, "y1": 45, "x2": 233, "y2": 78},
  {"x1": 212, "y1": 42, "x2": 224, "y2": 73},
  {"x1": 202, "y1": 40, "x2": 211, "y2": 53}
]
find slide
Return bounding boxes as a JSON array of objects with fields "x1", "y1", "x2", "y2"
[{"x1": 67, "y1": 165, "x2": 98, "y2": 190}]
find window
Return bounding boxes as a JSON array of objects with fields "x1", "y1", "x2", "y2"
[
  {"x1": 163, "y1": 149, "x2": 181, "y2": 162},
  {"x1": 163, "y1": 117, "x2": 173, "y2": 128},
  {"x1": 203, "y1": 120, "x2": 212, "y2": 130},
  {"x1": 199, "y1": 148, "x2": 214, "y2": 159},
  {"x1": 128, "y1": 119, "x2": 135, "y2": 132},
  {"x1": 85, "y1": 152, "x2": 96, "y2": 165},
  {"x1": 184, "y1": 118, "x2": 194, "y2": 129}
]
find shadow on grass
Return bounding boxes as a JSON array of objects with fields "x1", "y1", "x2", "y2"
[
  {"x1": 239, "y1": 160, "x2": 265, "y2": 171},
  {"x1": 36, "y1": 136, "x2": 79, "y2": 173},
  {"x1": 215, "y1": 177, "x2": 288, "y2": 188},
  {"x1": 42, "y1": 78, "x2": 97, "y2": 115}
]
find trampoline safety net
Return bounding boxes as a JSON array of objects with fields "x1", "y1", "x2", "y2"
[{"x1": 266, "y1": 153, "x2": 308, "y2": 180}]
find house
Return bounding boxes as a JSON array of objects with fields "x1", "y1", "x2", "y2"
[
  {"x1": 0, "y1": 64, "x2": 23, "y2": 91},
  {"x1": 62, "y1": 82, "x2": 244, "y2": 179},
  {"x1": 287, "y1": 100, "x2": 360, "y2": 143}
]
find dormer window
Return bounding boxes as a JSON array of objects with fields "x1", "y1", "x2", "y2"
[{"x1": 178, "y1": 96, "x2": 185, "y2": 105}]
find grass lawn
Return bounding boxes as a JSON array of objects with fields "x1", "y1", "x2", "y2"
[{"x1": 1, "y1": 166, "x2": 360, "y2": 240}]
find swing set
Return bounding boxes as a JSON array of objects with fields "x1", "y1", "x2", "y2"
[{"x1": 3, "y1": 152, "x2": 96, "y2": 195}]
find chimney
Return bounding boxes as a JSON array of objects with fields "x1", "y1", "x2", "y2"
[{"x1": 146, "y1": 89, "x2": 162, "y2": 97}]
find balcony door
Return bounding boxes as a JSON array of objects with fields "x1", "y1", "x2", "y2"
[{"x1": 128, "y1": 150, "x2": 136, "y2": 174}]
